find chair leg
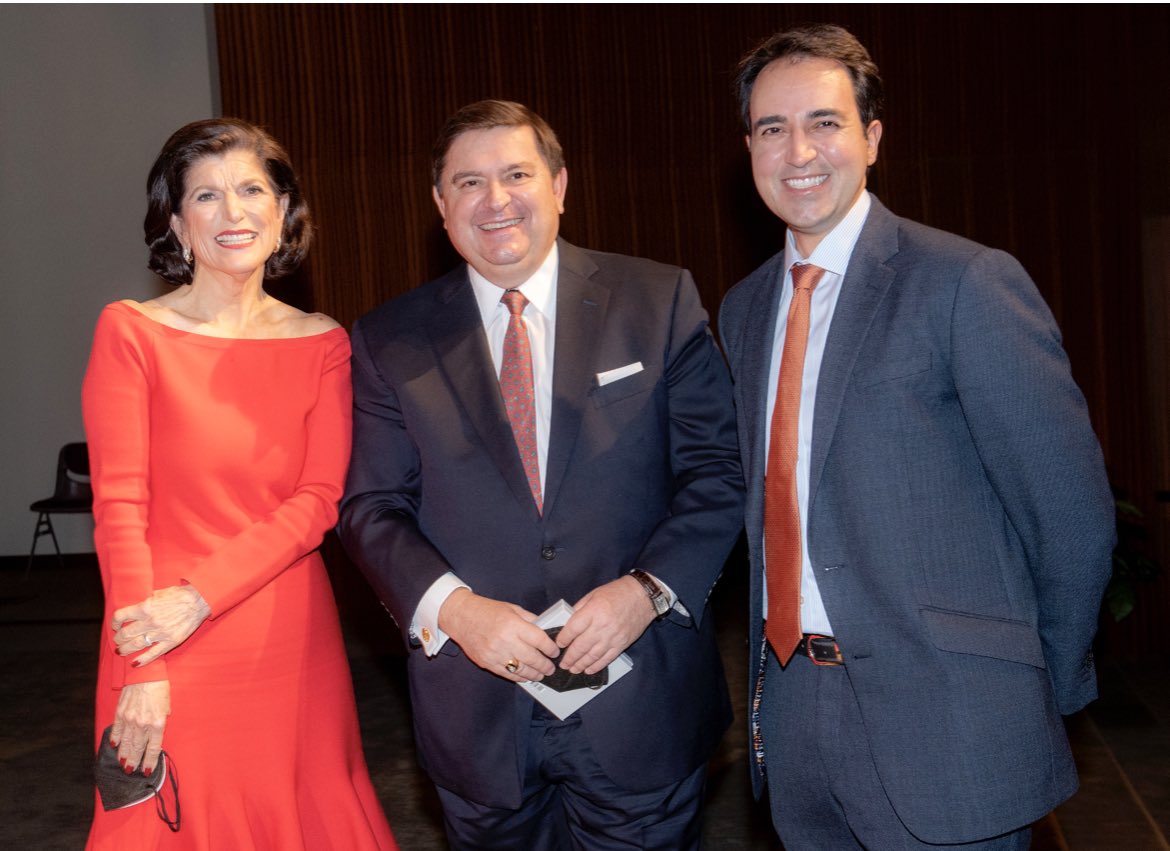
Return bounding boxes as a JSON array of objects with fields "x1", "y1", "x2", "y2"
[{"x1": 25, "y1": 513, "x2": 62, "y2": 580}]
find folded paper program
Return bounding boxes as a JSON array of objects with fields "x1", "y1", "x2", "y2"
[{"x1": 518, "y1": 599, "x2": 633, "y2": 719}]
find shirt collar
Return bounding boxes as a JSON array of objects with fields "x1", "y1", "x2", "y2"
[
  {"x1": 784, "y1": 190, "x2": 872, "y2": 278},
  {"x1": 469, "y1": 243, "x2": 559, "y2": 325}
]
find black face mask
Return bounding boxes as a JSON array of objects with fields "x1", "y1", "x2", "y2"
[
  {"x1": 93, "y1": 725, "x2": 180, "y2": 832},
  {"x1": 542, "y1": 626, "x2": 609, "y2": 692}
]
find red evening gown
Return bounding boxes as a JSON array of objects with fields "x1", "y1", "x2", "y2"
[{"x1": 82, "y1": 302, "x2": 397, "y2": 850}]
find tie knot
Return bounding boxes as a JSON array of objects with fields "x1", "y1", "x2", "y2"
[
  {"x1": 501, "y1": 289, "x2": 528, "y2": 316},
  {"x1": 791, "y1": 264, "x2": 825, "y2": 292}
]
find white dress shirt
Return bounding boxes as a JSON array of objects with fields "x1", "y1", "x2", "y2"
[{"x1": 763, "y1": 191, "x2": 872, "y2": 636}]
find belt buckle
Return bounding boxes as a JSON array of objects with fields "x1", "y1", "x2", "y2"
[{"x1": 804, "y1": 633, "x2": 844, "y2": 666}]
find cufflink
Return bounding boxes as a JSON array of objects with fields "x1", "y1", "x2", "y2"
[{"x1": 421, "y1": 627, "x2": 432, "y2": 643}]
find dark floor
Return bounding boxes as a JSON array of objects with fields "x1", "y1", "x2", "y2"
[{"x1": 1, "y1": 552, "x2": 1167, "y2": 850}]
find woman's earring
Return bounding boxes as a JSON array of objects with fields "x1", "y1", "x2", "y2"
[
  {"x1": 275, "y1": 235, "x2": 282, "y2": 252},
  {"x1": 183, "y1": 245, "x2": 193, "y2": 264}
]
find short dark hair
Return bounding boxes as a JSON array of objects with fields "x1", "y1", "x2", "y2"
[
  {"x1": 431, "y1": 100, "x2": 565, "y2": 189},
  {"x1": 735, "y1": 24, "x2": 884, "y2": 133},
  {"x1": 144, "y1": 118, "x2": 311, "y2": 285}
]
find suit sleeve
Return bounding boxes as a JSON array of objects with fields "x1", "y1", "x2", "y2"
[
  {"x1": 950, "y1": 249, "x2": 1114, "y2": 714},
  {"x1": 179, "y1": 334, "x2": 354, "y2": 617},
  {"x1": 716, "y1": 288, "x2": 744, "y2": 375},
  {"x1": 338, "y1": 319, "x2": 454, "y2": 644},
  {"x1": 629, "y1": 271, "x2": 746, "y2": 626},
  {"x1": 82, "y1": 308, "x2": 168, "y2": 687}
]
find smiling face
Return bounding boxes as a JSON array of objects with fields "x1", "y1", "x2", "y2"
[
  {"x1": 170, "y1": 149, "x2": 288, "y2": 282},
  {"x1": 747, "y1": 56, "x2": 881, "y2": 255},
  {"x1": 432, "y1": 125, "x2": 567, "y2": 289}
]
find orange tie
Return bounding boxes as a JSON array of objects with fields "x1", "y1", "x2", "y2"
[
  {"x1": 764, "y1": 263, "x2": 824, "y2": 664},
  {"x1": 500, "y1": 289, "x2": 542, "y2": 513}
]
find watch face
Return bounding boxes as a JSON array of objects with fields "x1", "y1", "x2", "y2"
[
  {"x1": 650, "y1": 590, "x2": 670, "y2": 616},
  {"x1": 631, "y1": 570, "x2": 669, "y2": 617}
]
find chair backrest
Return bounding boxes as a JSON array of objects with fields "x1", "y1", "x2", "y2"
[{"x1": 55, "y1": 442, "x2": 92, "y2": 502}]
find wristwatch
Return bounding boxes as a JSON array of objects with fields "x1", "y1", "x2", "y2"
[{"x1": 629, "y1": 569, "x2": 671, "y2": 619}]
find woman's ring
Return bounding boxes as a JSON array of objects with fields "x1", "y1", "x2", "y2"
[
  {"x1": 143, "y1": 634, "x2": 154, "y2": 648},
  {"x1": 504, "y1": 658, "x2": 520, "y2": 674}
]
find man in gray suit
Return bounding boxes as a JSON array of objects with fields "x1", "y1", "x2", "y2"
[{"x1": 718, "y1": 25, "x2": 1115, "y2": 849}]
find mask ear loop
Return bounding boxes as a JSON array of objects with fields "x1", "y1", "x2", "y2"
[{"x1": 152, "y1": 752, "x2": 181, "y2": 832}]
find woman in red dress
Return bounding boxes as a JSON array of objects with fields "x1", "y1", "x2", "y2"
[{"x1": 83, "y1": 118, "x2": 397, "y2": 850}]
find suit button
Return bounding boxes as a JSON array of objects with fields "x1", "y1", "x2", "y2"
[{"x1": 541, "y1": 546, "x2": 557, "y2": 561}]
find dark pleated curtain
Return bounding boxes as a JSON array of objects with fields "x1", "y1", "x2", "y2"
[{"x1": 215, "y1": 4, "x2": 1170, "y2": 656}]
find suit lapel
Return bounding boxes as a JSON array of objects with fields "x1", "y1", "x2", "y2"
[
  {"x1": 425, "y1": 270, "x2": 540, "y2": 518},
  {"x1": 738, "y1": 255, "x2": 786, "y2": 496},
  {"x1": 808, "y1": 199, "x2": 900, "y2": 507},
  {"x1": 544, "y1": 241, "x2": 607, "y2": 517}
]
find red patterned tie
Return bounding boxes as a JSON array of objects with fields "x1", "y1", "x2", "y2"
[
  {"x1": 764, "y1": 263, "x2": 825, "y2": 664},
  {"x1": 500, "y1": 289, "x2": 542, "y2": 513}
]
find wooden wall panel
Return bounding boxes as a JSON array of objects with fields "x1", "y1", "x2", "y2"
[{"x1": 215, "y1": 4, "x2": 1170, "y2": 654}]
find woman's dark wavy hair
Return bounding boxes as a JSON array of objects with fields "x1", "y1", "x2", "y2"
[{"x1": 144, "y1": 118, "x2": 312, "y2": 285}]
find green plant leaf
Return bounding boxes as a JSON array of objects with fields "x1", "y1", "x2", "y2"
[{"x1": 1105, "y1": 580, "x2": 1136, "y2": 622}]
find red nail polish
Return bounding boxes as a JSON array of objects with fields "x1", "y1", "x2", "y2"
[
  {"x1": 119, "y1": 757, "x2": 126, "y2": 767},
  {"x1": 143, "y1": 767, "x2": 153, "y2": 778},
  {"x1": 124, "y1": 764, "x2": 134, "y2": 775}
]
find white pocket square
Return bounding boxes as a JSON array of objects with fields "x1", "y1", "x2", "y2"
[{"x1": 596, "y1": 362, "x2": 643, "y2": 387}]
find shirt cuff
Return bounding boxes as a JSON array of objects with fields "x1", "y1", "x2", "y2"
[{"x1": 410, "y1": 572, "x2": 471, "y2": 657}]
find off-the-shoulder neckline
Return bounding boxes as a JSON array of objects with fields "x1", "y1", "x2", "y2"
[{"x1": 108, "y1": 300, "x2": 347, "y2": 344}]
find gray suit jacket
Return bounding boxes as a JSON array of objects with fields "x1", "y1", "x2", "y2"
[
  {"x1": 341, "y1": 240, "x2": 744, "y2": 807},
  {"x1": 719, "y1": 197, "x2": 1115, "y2": 843}
]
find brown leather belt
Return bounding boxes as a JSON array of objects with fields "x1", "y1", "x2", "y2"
[{"x1": 797, "y1": 633, "x2": 844, "y2": 666}]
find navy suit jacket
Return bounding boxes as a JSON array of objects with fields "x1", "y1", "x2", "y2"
[
  {"x1": 718, "y1": 197, "x2": 1115, "y2": 843},
  {"x1": 340, "y1": 239, "x2": 744, "y2": 807}
]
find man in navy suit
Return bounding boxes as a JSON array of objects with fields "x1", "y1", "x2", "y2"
[
  {"x1": 719, "y1": 25, "x2": 1115, "y2": 849},
  {"x1": 340, "y1": 100, "x2": 744, "y2": 849}
]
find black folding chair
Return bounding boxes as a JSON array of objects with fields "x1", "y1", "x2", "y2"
[{"x1": 27, "y1": 442, "x2": 93, "y2": 578}]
